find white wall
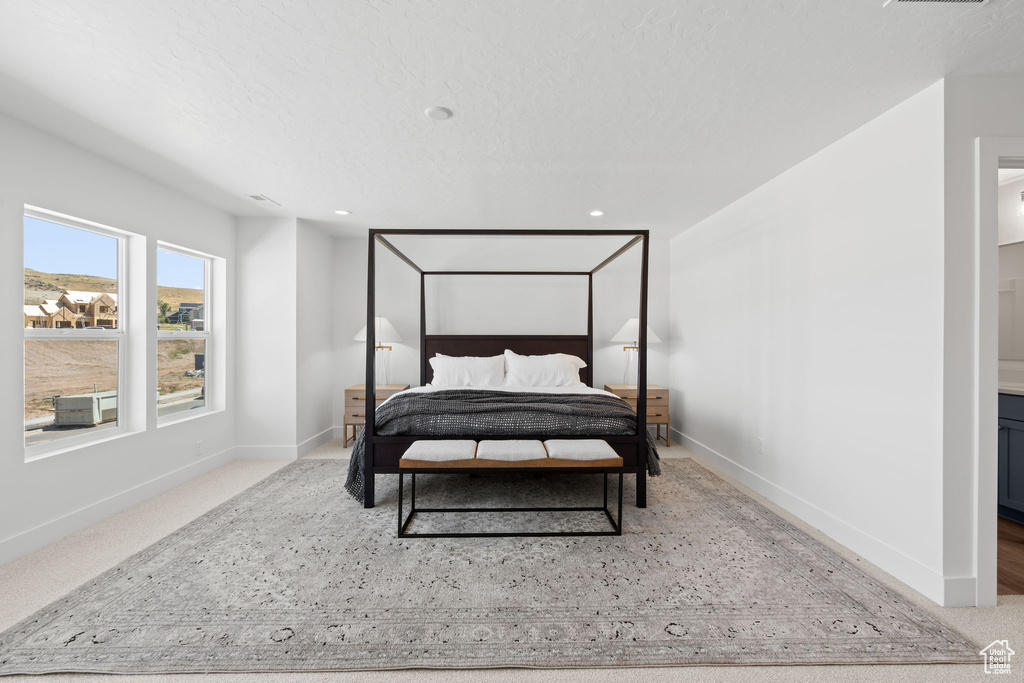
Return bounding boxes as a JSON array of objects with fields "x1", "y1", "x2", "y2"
[
  {"x1": 235, "y1": 217, "x2": 297, "y2": 459},
  {"x1": 236, "y1": 218, "x2": 337, "y2": 457},
  {"x1": 427, "y1": 275, "x2": 589, "y2": 336},
  {"x1": 999, "y1": 176, "x2": 1024, "y2": 246},
  {"x1": 296, "y1": 220, "x2": 335, "y2": 451},
  {"x1": 998, "y1": 242, "x2": 1024, "y2": 364},
  {"x1": 593, "y1": 236, "x2": 671, "y2": 391},
  {"x1": 997, "y1": 179, "x2": 1024, "y2": 369},
  {"x1": 332, "y1": 233, "x2": 423, "y2": 428},
  {"x1": 333, "y1": 234, "x2": 369, "y2": 424},
  {"x1": 0, "y1": 111, "x2": 237, "y2": 564},
  {"x1": 331, "y1": 232, "x2": 423, "y2": 403},
  {"x1": 669, "y1": 82, "x2": 947, "y2": 603}
]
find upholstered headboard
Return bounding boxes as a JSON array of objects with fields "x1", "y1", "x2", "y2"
[{"x1": 421, "y1": 335, "x2": 592, "y2": 387}]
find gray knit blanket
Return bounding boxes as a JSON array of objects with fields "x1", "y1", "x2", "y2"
[{"x1": 344, "y1": 389, "x2": 661, "y2": 502}]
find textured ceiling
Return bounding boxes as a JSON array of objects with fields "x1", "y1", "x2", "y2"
[{"x1": 0, "y1": 0, "x2": 1022, "y2": 236}]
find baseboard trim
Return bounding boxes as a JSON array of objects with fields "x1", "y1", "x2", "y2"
[
  {"x1": 332, "y1": 425, "x2": 356, "y2": 442},
  {"x1": 0, "y1": 446, "x2": 236, "y2": 567},
  {"x1": 235, "y1": 428, "x2": 335, "y2": 461},
  {"x1": 297, "y1": 427, "x2": 334, "y2": 458},
  {"x1": 674, "y1": 428, "x2": 970, "y2": 606},
  {"x1": 942, "y1": 576, "x2": 978, "y2": 608}
]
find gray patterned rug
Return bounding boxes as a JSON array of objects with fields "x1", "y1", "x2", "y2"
[{"x1": 0, "y1": 459, "x2": 978, "y2": 674}]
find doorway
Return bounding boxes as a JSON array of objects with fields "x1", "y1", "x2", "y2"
[
  {"x1": 996, "y1": 162, "x2": 1024, "y2": 595},
  {"x1": 977, "y1": 142, "x2": 1024, "y2": 606}
]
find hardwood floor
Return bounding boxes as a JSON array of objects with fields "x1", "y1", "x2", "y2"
[{"x1": 998, "y1": 516, "x2": 1024, "y2": 595}]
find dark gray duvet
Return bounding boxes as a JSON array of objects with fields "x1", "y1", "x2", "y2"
[{"x1": 344, "y1": 389, "x2": 660, "y2": 502}]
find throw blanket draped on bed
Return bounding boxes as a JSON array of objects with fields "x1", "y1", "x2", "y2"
[{"x1": 344, "y1": 389, "x2": 661, "y2": 502}]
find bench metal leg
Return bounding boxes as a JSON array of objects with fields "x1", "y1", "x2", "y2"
[
  {"x1": 603, "y1": 472, "x2": 608, "y2": 511},
  {"x1": 618, "y1": 471, "x2": 623, "y2": 534},
  {"x1": 636, "y1": 467, "x2": 647, "y2": 508},
  {"x1": 601, "y1": 471, "x2": 624, "y2": 535},
  {"x1": 397, "y1": 473, "x2": 416, "y2": 537},
  {"x1": 398, "y1": 470, "x2": 624, "y2": 538}
]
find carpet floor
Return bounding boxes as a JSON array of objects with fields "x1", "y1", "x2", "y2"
[{"x1": 0, "y1": 459, "x2": 978, "y2": 675}]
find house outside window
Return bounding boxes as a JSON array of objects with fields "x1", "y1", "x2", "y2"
[
  {"x1": 23, "y1": 208, "x2": 129, "y2": 456},
  {"x1": 157, "y1": 245, "x2": 211, "y2": 423}
]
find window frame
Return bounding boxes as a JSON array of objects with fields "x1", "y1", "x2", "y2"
[
  {"x1": 23, "y1": 206, "x2": 128, "y2": 460},
  {"x1": 156, "y1": 242, "x2": 212, "y2": 426}
]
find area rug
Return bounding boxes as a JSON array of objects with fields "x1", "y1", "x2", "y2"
[{"x1": 0, "y1": 459, "x2": 978, "y2": 674}]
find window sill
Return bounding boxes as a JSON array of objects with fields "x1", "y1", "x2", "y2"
[
  {"x1": 157, "y1": 406, "x2": 222, "y2": 428},
  {"x1": 24, "y1": 425, "x2": 132, "y2": 463}
]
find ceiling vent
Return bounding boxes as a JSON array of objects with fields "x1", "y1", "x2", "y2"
[{"x1": 245, "y1": 194, "x2": 281, "y2": 206}]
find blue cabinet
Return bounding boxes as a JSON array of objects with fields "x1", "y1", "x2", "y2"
[{"x1": 999, "y1": 393, "x2": 1024, "y2": 524}]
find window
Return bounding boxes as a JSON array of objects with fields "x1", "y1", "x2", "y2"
[
  {"x1": 157, "y1": 246, "x2": 210, "y2": 421},
  {"x1": 24, "y1": 209, "x2": 125, "y2": 453}
]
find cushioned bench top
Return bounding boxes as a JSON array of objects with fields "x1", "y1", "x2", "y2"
[
  {"x1": 399, "y1": 439, "x2": 477, "y2": 462},
  {"x1": 477, "y1": 439, "x2": 548, "y2": 462},
  {"x1": 399, "y1": 439, "x2": 623, "y2": 469},
  {"x1": 399, "y1": 456, "x2": 624, "y2": 469}
]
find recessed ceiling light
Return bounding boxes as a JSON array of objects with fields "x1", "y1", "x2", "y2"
[
  {"x1": 589, "y1": 210, "x2": 604, "y2": 217},
  {"x1": 425, "y1": 106, "x2": 453, "y2": 121},
  {"x1": 334, "y1": 209, "x2": 351, "y2": 215}
]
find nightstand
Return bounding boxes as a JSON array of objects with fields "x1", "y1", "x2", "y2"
[
  {"x1": 343, "y1": 384, "x2": 410, "y2": 447},
  {"x1": 604, "y1": 384, "x2": 671, "y2": 446}
]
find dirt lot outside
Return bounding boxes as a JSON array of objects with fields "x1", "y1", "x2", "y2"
[{"x1": 24, "y1": 339, "x2": 205, "y2": 420}]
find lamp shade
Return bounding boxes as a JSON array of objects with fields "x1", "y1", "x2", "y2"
[
  {"x1": 354, "y1": 316, "x2": 403, "y2": 343},
  {"x1": 611, "y1": 317, "x2": 661, "y2": 344}
]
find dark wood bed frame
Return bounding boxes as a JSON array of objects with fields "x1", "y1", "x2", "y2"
[{"x1": 364, "y1": 229, "x2": 650, "y2": 509}]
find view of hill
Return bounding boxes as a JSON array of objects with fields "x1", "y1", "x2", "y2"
[
  {"x1": 24, "y1": 268, "x2": 115, "y2": 305},
  {"x1": 156, "y1": 285, "x2": 205, "y2": 311},
  {"x1": 24, "y1": 269, "x2": 203, "y2": 309}
]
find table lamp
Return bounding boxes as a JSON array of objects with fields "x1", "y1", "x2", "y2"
[
  {"x1": 355, "y1": 316, "x2": 403, "y2": 385},
  {"x1": 611, "y1": 317, "x2": 661, "y2": 384}
]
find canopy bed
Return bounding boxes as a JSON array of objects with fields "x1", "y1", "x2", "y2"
[{"x1": 345, "y1": 229, "x2": 659, "y2": 510}]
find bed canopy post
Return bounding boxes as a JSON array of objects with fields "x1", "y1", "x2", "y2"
[
  {"x1": 587, "y1": 273, "x2": 594, "y2": 389},
  {"x1": 364, "y1": 231, "x2": 377, "y2": 508},
  {"x1": 419, "y1": 271, "x2": 427, "y2": 387},
  {"x1": 636, "y1": 231, "x2": 650, "y2": 508}
]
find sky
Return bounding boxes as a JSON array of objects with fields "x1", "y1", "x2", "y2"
[
  {"x1": 24, "y1": 216, "x2": 204, "y2": 289},
  {"x1": 157, "y1": 248, "x2": 205, "y2": 290}
]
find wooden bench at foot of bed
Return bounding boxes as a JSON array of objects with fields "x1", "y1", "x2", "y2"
[{"x1": 397, "y1": 439, "x2": 624, "y2": 538}]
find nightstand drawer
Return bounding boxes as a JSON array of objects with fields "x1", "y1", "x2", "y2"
[
  {"x1": 344, "y1": 395, "x2": 388, "y2": 409},
  {"x1": 344, "y1": 384, "x2": 409, "y2": 406},
  {"x1": 344, "y1": 392, "x2": 399, "y2": 402},
  {"x1": 621, "y1": 396, "x2": 669, "y2": 410},
  {"x1": 342, "y1": 384, "x2": 409, "y2": 446},
  {"x1": 619, "y1": 391, "x2": 669, "y2": 401},
  {"x1": 605, "y1": 384, "x2": 668, "y2": 400},
  {"x1": 605, "y1": 383, "x2": 672, "y2": 446}
]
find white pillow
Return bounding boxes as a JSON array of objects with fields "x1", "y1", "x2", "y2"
[
  {"x1": 428, "y1": 354, "x2": 505, "y2": 387},
  {"x1": 503, "y1": 349, "x2": 586, "y2": 387}
]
